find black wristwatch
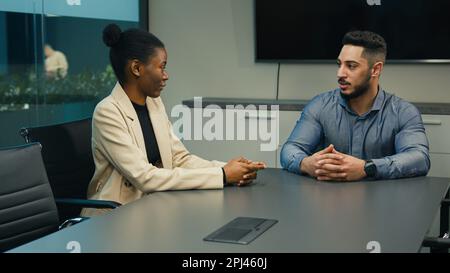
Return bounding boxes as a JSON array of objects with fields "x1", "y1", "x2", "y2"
[{"x1": 364, "y1": 160, "x2": 377, "y2": 178}]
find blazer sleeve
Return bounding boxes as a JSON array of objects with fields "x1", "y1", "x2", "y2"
[{"x1": 93, "y1": 101, "x2": 224, "y2": 193}]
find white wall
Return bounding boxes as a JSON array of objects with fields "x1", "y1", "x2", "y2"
[
  {"x1": 279, "y1": 63, "x2": 450, "y2": 102},
  {"x1": 149, "y1": 0, "x2": 277, "y2": 113},
  {"x1": 149, "y1": 0, "x2": 450, "y2": 110}
]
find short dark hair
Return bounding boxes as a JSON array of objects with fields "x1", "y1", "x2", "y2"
[
  {"x1": 102, "y1": 24, "x2": 165, "y2": 85},
  {"x1": 342, "y1": 30, "x2": 387, "y2": 65}
]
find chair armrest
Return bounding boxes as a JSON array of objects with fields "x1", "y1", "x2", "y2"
[
  {"x1": 55, "y1": 198, "x2": 121, "y2": 209},
  {"x1": 59, "y1": 217, "x2": 89, "y2": 229},
  {"x1": 422, "y1": 236, "x2": 450, "y2": 248},
  {"x1": 442, "y1": 199, "x2": 450, "y2": 207}
]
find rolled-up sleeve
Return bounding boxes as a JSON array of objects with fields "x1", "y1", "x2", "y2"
[{"x1": 372, "y1": 104, "x2": 430, "y2": 179}]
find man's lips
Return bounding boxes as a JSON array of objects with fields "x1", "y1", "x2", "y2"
[
  {"x1": 338, "y1": 81, "x2": 350, "y2": 90},
  {"x1": 339, "y1": 84, "x2": 349, "y2": 90}
]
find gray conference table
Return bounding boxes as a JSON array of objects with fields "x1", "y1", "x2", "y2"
[{"x1": 10, "y1": 168, "x2": 450, "y2": 253}]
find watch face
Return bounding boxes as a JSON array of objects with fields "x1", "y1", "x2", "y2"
[{"x1": 365, "y1": 162, "x2": 376, "y2": 177}]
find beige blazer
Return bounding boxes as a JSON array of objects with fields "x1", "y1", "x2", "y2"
[{"x1": 81, "y1": 83, "x2": 224, "y2": 216}]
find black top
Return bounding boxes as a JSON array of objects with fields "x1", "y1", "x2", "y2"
[{"x1": 131, "y1": 101, "x2": 162, "y2": 166}]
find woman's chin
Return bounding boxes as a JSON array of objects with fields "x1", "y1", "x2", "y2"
[{"x1": 147, "y1": 90, "x2": 161, "y2": 98}]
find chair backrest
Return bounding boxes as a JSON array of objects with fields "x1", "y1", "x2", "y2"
[
  {"x1": 20, "y1": 118, "x2": 94, "y2": 220},
  {"x1": 0, "y1": 143, "x2": 59, "y2": 252}
]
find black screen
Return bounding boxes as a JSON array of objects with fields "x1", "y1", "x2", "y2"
[{"x1": 255, "y1": 0, "x2": 450, "y2": 62}]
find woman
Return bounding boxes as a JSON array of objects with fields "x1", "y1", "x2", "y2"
[{"x1": 82, "y1": 24, "x2": 265, "y2": 216}]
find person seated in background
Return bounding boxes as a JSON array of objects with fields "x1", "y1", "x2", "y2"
[
  {"x1": 280, "y1": 30, "x2": 430, "y2": 181},
  {"x1": 82, "y1": 24, "x2": 266, "y2": 216},
  {"x1": 44, "y1": 44, "x2": 68, "y2": 79}
]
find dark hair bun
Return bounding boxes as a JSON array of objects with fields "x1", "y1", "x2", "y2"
[{"x1": 103, "y1": 24, "x2": 122, "y2": 47}]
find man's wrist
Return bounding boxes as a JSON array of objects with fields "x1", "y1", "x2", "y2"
[
  {"x1": 300, "y1": 156, "x2": 310, "y2": 175},
  {"x1": 300, "y1": 156, "x2": 315, "y2": 177},
  {"x1": 364, "y1": 159, "x2": 377, "y2": 178}
]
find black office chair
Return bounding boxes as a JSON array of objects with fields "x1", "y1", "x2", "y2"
[
  {"x1": 0, "y1": 143, "x2": 59, "y2": 252},
  {"x1": 422, "y1": 190, "x2": 450, "y2": 253},
  {"x1": 19, "y1": 118, "x2": 120, "y2": 223}
]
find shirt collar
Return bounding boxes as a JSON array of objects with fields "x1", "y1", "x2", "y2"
[
  {"x1": 337, "y1": 86, "x2": 385, "y2": 115},
  {"x1": 371, "y1": 87, "x2": 385, "y2": 111}
]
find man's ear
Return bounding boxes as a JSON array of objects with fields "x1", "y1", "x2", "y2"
[
  {"x1": 371, "y1": 61, "x2": 384, "y2": 78},
  {"x1": 130, "y1": 59, "x2": 141, "y2": 78}
]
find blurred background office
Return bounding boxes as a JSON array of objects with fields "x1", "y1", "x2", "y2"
[{"x1": 0, "y1": 0, "x2": 147, "y2": 147}]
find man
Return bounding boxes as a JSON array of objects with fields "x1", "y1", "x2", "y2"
[
  {"x1": 280, "y1": 30, "x2": 430, "y2": 181},
  {"x1": 44, "y1": 44, "x2": 68, "y2": 79}
]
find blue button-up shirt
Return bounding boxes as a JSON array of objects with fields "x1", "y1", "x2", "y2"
[{"x1": 280, "y1": 88, "x2": 430, "y2": 179}]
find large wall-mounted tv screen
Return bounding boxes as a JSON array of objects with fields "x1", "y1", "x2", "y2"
[{"x1": 255, "y1": 0, "x2": 450, "y2": 63}]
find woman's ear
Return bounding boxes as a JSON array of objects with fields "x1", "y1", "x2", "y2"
[{"x1": 130, "y1": 59, "x2": 141, "y2": 78}]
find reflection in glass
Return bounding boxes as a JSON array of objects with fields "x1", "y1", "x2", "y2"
[
  {"x1": 0, "y1": 0, "x2": 143, "y2": 147},
  {"x1": 44, "y1": 44, "x2": 68, "y2": 79}
]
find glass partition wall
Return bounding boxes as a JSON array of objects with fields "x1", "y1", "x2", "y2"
[{"x1": 0, "y1": 0, "x2": 147, "y2": 146}]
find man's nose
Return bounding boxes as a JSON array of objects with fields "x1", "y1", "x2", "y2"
[{"x1": 337, "y1": 66, "x2": 346, "y2": 79}]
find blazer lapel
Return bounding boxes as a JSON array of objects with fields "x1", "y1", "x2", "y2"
[
  {"x1": 111, "y1": 83, "x2": 148, "y2": 160},
  {"x1": 147, "y1": 97, "x2": 172, "y2": 169}
]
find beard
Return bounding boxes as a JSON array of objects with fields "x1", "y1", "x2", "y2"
[{"x1": 339, "y1": 72, "x2": 372, "y2": 100}]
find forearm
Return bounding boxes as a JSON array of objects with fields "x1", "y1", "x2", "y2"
[
  {"x1": 372, "y1": 149, "x2": 430, "y2": 179},
  {"x1": 133, "y1": 166, "x2": 224, "y2": 193},
  {"x1": 280, "y1": 141, "x2": 309, "y2": 175},
  {"x1": 279, "y1": 98, "x2": 323, "y2": 175}
]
